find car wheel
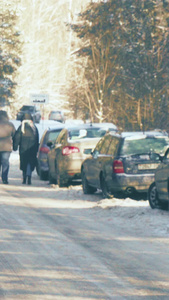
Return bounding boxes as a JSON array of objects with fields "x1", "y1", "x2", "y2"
[
  {"x1": 56, "y1": 164, "x2": 67, "y2": 187},
  {"x1": 81, "y1": 169, "x2": 96, "y2": 194},
  {"x1": 48, "y1": 170, "x2": 56, "y2": 184},
  {"x1": 37, "y1": 163, "x2": 48, "y2": 180},
  {"x1": 40, "y1": 170, "x2": 48, "y2": 181},
  {"x1": 148, "y1": 182, "x2": 161, "y2": 209},
  {"x1": 101, "y1": 175, "x2": 113, "y2": 199}
]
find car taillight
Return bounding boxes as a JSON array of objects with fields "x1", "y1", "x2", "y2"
[
  {"x1": 39, "y1": 147, "x2": 50, "y2": 154},
  {"x1": 113, "y1": 160, "x2": 124, "y2": 173},
  {"x1": 62, "y1": 146, "x2": 80, "y2": 156}
]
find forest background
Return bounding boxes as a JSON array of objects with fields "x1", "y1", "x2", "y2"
[{"x1": 1, "y1": 0, "x2": 169, "y2": 131}]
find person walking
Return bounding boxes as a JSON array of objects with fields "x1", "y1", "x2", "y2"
[
  {"x1": 13, "y1": 113, "x2": 39, "y2": 185},
  {"x1": 0, "y1": 110, "x2": 16, "y2": 184}
]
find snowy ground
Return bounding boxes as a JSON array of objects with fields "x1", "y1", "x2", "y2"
[
  {"x1": 9, "y1": 151, "x2": 169, "y2": 240},
  {"x1": 1, "y1": 151, "x2": 169, "y2": 299}
]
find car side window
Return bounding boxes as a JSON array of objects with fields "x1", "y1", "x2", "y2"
[
  {"x1": 60, "y1": 132, "x2": 67, "y2": 145},
  {"x1": 93, "y1": 138, "x2": 104, "y2": 152},
  {"x1": 91, "y1": 138, "x2": 105, "y2": 157},
  {"x1": 99, "y1": 136, "x2": 112, "y2": 154},
  {"x1": 165, "y1": 149, "x2": 169, "y2": 160},
  {"x1": 56, "y1": 130, "x2": 65, "y2": 144},
  {"x1": 48, "y1": 130, "x2": 62, "y2": 143},
  {"x1": 107, "y1": 137, "x2": 120, "y2": 155}
]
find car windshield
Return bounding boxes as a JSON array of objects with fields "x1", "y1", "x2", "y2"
[
  {"x1": 21, "y1": 106, "x2": 34, "y2": 112},
  {"x1": 120, "y1": 136, "x2": 169, "y2": 156},
  {"x1": 68, "y1": 127, "x2": 112, "y2": 140}
]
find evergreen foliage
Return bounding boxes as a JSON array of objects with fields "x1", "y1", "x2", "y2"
[
  {"x1": 68, "y1": 0, "x2": 169, "y2": 131},
  {"x1": 0, "y1": 5, "x2": 21, "y2": 106}
]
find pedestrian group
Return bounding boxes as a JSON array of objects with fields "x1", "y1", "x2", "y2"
[{"x1": 0, "y1": 110, "x2": 39, "y2": 185}]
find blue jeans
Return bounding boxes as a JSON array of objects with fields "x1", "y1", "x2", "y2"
[
  {"x1": 26, "y1": 163, "x2": 31, "y2": 176},
  {"x1": 0, "y1": 152, "x2": 11, "y2": 182}
]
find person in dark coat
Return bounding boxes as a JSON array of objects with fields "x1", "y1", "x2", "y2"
[
  {"x1": 0, "y1": 110, "x2": 16, "y2": 184},
  {"x1": 13, "y1": 113, "x2": 39, "y2": 185}
]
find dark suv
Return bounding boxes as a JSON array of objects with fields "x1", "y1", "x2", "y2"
[
  {"x1": 81, "y1": 130, "x2": 169, "y2": 198},
  {"x1": 16, "y1": 105, "x2": 41, "y2": 123}
]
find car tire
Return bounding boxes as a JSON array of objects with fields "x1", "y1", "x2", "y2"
[
  {"x1": 40, "y1": 170, "x2": 48, "y2": 181},
  {"x1": 81, "y1": 169, "x2": 97, "y2": 194},
  {"x1": 36, "y1": 163, "x2": 48, "y2": 180},
  {"x1": 56, "y1": 164, "x2": 68, "y2": 187},
  {"x1": 148, "y1": 182, "x2": 161, "y2": 209},
  {"x1": 48, "y1": 169, "x2": 56, "y2": 184},
  {"x1": 101, "y1": 175, "x2": 113, "y2": 199},
  {"x1": 57, "y1": 178, "x2": 66, "y2": 187}
]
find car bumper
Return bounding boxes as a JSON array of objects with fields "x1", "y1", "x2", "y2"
[
  {"x1": 38, "y1": 158, "x2": 49, "y2": 172},
  {"x1": 111, "y1": 173, "x2": 155, "y2": 194},
  {"x1": 59, "y1": 158, "x2": 83, "y2": 183}
]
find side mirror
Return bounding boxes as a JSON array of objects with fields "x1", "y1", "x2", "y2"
[
  {"x1": 92, "y1": 150, "x2": 99, "y2": 159},
  {"x1": 47, "y1": 141, "x2": 53, "y2": 148}
]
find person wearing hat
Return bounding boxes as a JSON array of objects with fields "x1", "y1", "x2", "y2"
[
  {"x1": 13, "y1": 113, "x2": 39, "y2": 185},
  {"x1": 0, "y1": 110, "x2": 16, "y2": 184}
]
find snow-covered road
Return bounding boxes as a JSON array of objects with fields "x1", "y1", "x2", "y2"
[{"x1": 0, "y1": 151, "x2": 169, "y2": 299}]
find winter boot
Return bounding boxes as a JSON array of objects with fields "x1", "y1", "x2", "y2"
[
  {"x1": 22, "y1": 172, "x2": 26, "y2": 184},
  {"x1": 27, "y1": 176, "x2": 31, "y2": 185}
]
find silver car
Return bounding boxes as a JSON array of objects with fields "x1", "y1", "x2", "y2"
[
  {"x1": 48, "y1": 110, "x2": 65, "y2": 123},
  {"x1": 81, "y1": 131, "x2": 169, "y2": 198}
]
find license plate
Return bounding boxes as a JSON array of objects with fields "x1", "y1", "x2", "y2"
[{"x1": 138, "y1": 163, "x2": 159, "y2": 170}]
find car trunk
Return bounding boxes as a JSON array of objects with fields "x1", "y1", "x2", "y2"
[
  {"x1": 122, "y1": 153, "x2": 161, "y2": 174},
  {"x1": 62, "y1": 138, "x2": 101, "y2": 177}
]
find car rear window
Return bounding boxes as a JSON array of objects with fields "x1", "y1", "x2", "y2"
[
  {"x1": 21, "y1": 106, "x2": 34, "y2": 112},
  {"x1": 120, "y1": 136, "x2": 169, "y2": 156},
  {"x1": 51, "y1": 112, "x2": 61, "y2": 116}
]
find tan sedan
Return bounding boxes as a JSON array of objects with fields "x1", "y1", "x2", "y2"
[{"x1": 47, "y1": 123, "x2": 117, "y2": 186}]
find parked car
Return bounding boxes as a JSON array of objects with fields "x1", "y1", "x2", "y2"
[
  {"x1": 37, "y1": 125, "x2": 65, "y2": 180},
  {"x1": 16, "y1": 105, "x2": 41, "y2": 123},
  {"x1": 148, "y1": 147, "x2": 169, "y2": 209},
  {"x1": 36, "y1": 120, "x2": 64, "y2": 140},
  {"x1": 47, "y1": 123, "x2": 117, "y2": 186},
  {"x1": 81, "y1": 130, "x2": 169, "y2": 198},
  {"x1": 48, "y1": 110, "x2": 65, "y2": 123}
]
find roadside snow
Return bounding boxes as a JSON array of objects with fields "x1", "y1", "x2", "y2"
[{"x1": 8, "y1": 152, "x2": 169, "y2": 240}]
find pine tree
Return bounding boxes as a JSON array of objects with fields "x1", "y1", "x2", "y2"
[{"x1": 0, "y1": 4, "x2": 21, "y2": 106}]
